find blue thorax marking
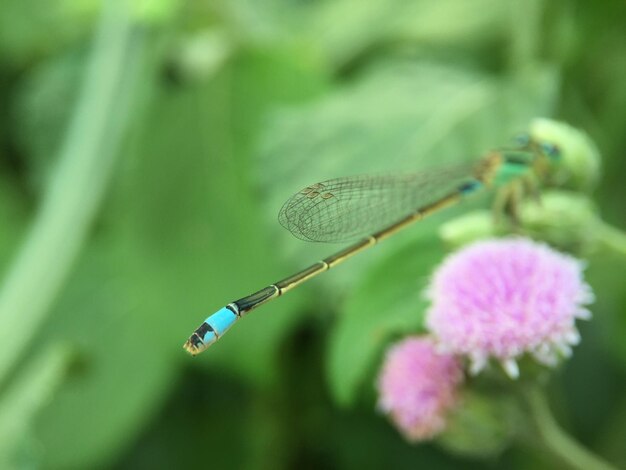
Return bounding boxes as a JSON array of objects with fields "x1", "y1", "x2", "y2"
[{"x1": 459, "y1": 180, "x2": 483, "y2": 195}]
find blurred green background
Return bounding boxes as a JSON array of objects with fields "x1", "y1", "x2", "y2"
[{"x1": 0, "y1": 0, "x2": 625, "y2": 468}]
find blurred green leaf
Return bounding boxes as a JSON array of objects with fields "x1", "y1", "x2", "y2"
[
  {"x1": 554, "y1": 2, "x2": 626, "y2": 225},
  {"x1": 585, "y1": 252, "x2": 626, "y2": 368},
  {"x1": 303, "y1": 0, "x2": 508, "y2": 68},
  {"x1": 13, "y1": 49, "x2": 84, "y2": 192},
  {"x1": 259, "y1": 61, "x2": 557, "y2": 222},
  {"x1": 0, "y1": 174, "x2": 28, "y2": 275},
  {"x1": 33, "y1": 240, "x2": 181, "y2": 469},
  {"x1": 0, "y1": 0, "x2": 96, "y2": 65},
  {"x1": 115, "y1": 374, "x2": 289, "y2": 469},
  {"x1": 0, "y1": 345, "x2": 70, "y2": 468},
  {"x1": 327, "y1": 235, "x2": 445, "y2": 406},
  {"x1": 597, "y1": 395, "x2": 626, "y2": 469}
]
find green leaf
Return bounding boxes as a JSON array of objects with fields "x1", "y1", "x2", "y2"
[
  {"x1": 0, "y1": 173, "x2": 27, "y2": 276},
  {"x1": 0, "y1": 0, "x2": 96, "y2": 65},
  {"x1": 259, "y1": 62, "x2": 557, "y2": 183},
  {"x1": 327, "y1": 234, "x2": 445, "y2": 406},
  {"x1": 276, "y1": 0, "x2": 508, "y2": 69},
  {"x1": 13, "y1": 48, "x2": 84, "y2": 192},
  {"x1": 32, "y1": 239, "x2": 179, "y2": 469},
  {"x1": 0, "y1": 345, "x2": 70, "y2": 468}
]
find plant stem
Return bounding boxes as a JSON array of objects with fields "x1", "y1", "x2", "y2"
[
  {"x1": 0, "y1": 0, "x2": 143, "y2": 384},
  {"x1": 524, "y1": 386, "x2": 617, "y2": 470}
]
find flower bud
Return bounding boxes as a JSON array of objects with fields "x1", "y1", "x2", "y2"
[
  {"x1": 530, "y1": 118, "x2": 601, "y2": 192},
  {"x1": 438, "y1": 211, "x2": 496, "y2": 249},
  {"x1": 520, "y1": 190, "x2": 599, "y2": 254}
]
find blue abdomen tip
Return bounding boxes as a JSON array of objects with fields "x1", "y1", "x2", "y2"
[{"x1": 205, "y1": 307, "x2": 238, "y2": 336}]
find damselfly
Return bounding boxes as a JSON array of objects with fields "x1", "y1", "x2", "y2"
[{"x1": 184, "y1": 135, "x2": 560, "y2": 355}]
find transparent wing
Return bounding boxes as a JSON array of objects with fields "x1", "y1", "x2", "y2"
[{"x1": 278, "y1": 163, "x2": 478, "y2": 243}]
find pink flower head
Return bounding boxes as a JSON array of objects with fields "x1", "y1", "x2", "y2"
[
  {"x1": 426, "y1": 238, "x2": 594, "y2": 378},
  {"x1": 377, "y1": 336, "x2": 463, "y2": 441}
]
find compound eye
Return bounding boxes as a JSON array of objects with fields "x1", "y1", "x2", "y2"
[
  {"x1": 540, "y1": 142, "x2": 560, "y2": 159},
  {"x1": 514, "y1": 133, "x2": 531, "y2": 147}
]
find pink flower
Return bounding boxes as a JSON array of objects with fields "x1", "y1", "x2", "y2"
[
  {"x1": 377, "y1": 336, "x2": 463, "y2": 441},
  {"x1": 426, "y1": 238, "x2": 594, "y2": 378}
]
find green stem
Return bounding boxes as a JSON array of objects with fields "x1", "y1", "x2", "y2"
[
  {"x1": 596, "y1": 221, "x2": 626, "y2": 257},
  {"x1": 0, "y1": 0, "x2": 142, "y2": 384},
  {"x1": 524, "y1": 386, "x2": 617, "y2": 470}
]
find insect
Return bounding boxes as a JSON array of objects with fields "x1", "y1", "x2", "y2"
[{"x1": 183, "y1": 135, "x2": 560, "y2": 355}]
